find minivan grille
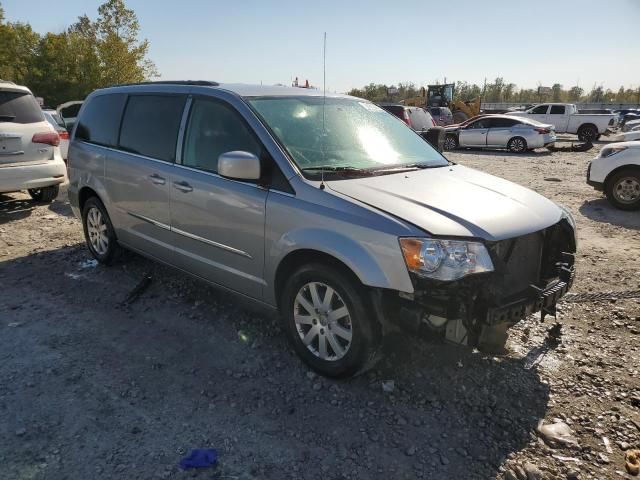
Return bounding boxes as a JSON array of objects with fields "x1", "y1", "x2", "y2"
[{"x1": 490, "y1": 220, "x2": 575, "y2": 302}]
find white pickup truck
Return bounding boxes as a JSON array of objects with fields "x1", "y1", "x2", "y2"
[{"x1": 508, "y1": 103, "x2": 617, "y2": 141}]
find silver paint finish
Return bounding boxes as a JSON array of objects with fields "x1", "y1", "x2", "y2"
[
  {"x1": 69, "y1": 83, "x2": 568, "y2": 310},
  {"x1": 218, "y1": 151, "x2": 261, "y2": 180}
]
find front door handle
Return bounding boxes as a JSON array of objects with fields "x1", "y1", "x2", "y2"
[
  {"x1": 149, "y1": 173, "x2": 166, "y2": 185},
  {"x1": 173, "y1": 181, "x2": 193, "y2": 193}
]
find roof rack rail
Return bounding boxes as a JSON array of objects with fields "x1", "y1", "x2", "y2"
[{"x1": 112, "y1": 80, "x2": 219, "y2": 87}]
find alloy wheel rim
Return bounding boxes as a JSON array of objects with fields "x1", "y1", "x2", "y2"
[
  {"x1": 86, "y1": 207, "x2": 109, "y2": 255},
  {"x1": 511, "y1": 139, "x2": 524, "y2": 151},
  {"x1": 444, "y1": 136, "x2": 456, "y2": 150},
  {"x1": 293, "y1": 281, "x2": 353, "y2": 361},
  {"x1": 614, "y1": 177, "x2": 640, "y2": 203}
]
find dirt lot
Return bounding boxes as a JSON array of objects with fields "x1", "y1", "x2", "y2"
[{"x1": 1, "y1": 136, "x2": 639, "y2": 480}]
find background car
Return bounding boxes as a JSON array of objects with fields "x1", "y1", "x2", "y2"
[
  {"x1": 377, "y1": 103, "x2": 436, "y2": 131},
  {"x1": 444, "y1": 115, "x2": 556, "y2": 153},
  {"x1": 56, "y1": 100, "x2": 83, "y2": 130},
  {"x1": 0, "y1": 81, "x2": 65, "y2": 202},
  {"x1": 427, "y1": 106, "x2": 453, "y2": 126},
  {"x1": 43, "y1": 109, "x2": 69, "y2": 160},
  {"x1": 378, "y1": 103, "x2": 444, "y2": 150},
  {"x1": 587, "y1": 141, "x2": 640, "y2": 210}
]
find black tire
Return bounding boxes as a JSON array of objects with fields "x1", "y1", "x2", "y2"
[
  {"x1": 28, "y1": 185, "x2": 59, "y2": 202},
  {"x1": 577, "y1": 124, "x2": 597, "y2": 142},
  {"x1": 507, "y1": 136, "x2": 527, "y2": 153},
  {"x1": 605, "y1": 168, "x2": 640, "y2": 210},
  {"x1": 443, "y1": 134, "x2": 459, "y2": 151},
  {"x1": 280, "y1": 263, "x2": 381, "y2": 378},
  {"x1": 81, "y1": 196, "x2": 120, "y2": 264}
]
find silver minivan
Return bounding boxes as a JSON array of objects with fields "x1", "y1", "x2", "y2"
[{"x1": 68, "y1": 81, "x2": 576, "y2": 377}]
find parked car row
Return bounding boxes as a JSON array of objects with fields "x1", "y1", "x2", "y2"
[{"x1": 8, "y1": 78, "x2": 637, "y2": 376}]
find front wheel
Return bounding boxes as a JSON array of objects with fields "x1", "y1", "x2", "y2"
[
  {"x1": 281, "y1": 264, "x2": 381, "y2": 377},
  {"x1": 82, "y1": 197, "x2": 121, "y2": 264},
  {"x1": 605, "y1": 168, "x2": 640, "y2": 210},
  {"x1": 507, "y1": 137, "x2": 527, "y2": 153},
  {"x1": 28, "y1": 185, "x2": 59, "y2": 202},
  {"x1": 444, "y1": 134, "x2": 458, "y2": 151}
]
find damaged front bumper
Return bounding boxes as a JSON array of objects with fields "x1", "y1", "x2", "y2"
[{"x1": 376, "y1": 220, "x2": 576, "y2": 350}]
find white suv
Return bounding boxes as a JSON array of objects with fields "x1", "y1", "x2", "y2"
[
  {"x1": 587, "y1": 141, "x2": 640, "y2": 210},
  {"x1": 0, "y1": 81, "x2": 66, "y2": 202}
]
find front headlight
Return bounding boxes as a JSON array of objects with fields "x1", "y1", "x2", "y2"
[
  {"x1": 600, "y1": 146, "x2": 627, "y2": 158},
  {"x1": 399, "y1": 238, "x2": 494, "y2": 281}
]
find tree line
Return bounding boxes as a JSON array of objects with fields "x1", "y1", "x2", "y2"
[
  {"x1": 348, "y1": 78, "x2": 640, "y2": 105},
  {"x1": 0, "y1": 0, "x2": 156, "y2": 106}
]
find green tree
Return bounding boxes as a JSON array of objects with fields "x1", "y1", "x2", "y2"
[
  {"x1": 95, "y1": 0, "x2": 157, "y2": 85},
  {"x1": 567, "y1": 86, "x2": 583, "y2": 102},
  {"x1": 552, "y1": 83, "x2": 563, "y2": 102}
]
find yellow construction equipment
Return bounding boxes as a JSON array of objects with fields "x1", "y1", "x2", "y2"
[{"x1": 402, "y1": 83, "x2": 481, "y2": 123}]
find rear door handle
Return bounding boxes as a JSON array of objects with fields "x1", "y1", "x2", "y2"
[
  {"x1": 173, "y1": 181, "x2": 193, "y2": 193},
  {"x1": 149, "y1": 173, "x2": 166, "y2": 185}
]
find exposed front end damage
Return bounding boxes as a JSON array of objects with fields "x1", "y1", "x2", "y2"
[{"x1": 377, "y1": 219, "x2": 576, "y2": 351}]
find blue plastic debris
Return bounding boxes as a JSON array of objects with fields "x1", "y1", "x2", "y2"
[{"x1": 179, "y1": 448, "x2": 218, "y2": 470}]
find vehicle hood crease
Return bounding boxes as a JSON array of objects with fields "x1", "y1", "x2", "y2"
[{"x1": 326, "y1": 165, "x2": 562, "y2": 241}]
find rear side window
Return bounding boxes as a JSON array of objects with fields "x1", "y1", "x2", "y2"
[
  {"x1": 0, "y1": 91, "x2": 45, "y2": 124},
  {"x1": 487, "y1": 118, "x2": 518, "y2": 128},
  {"x1": 380, "y1": 105, "x2": 404, "y2": 119},
  {"x1": 408, "y1": 108, "x2": 433, "y2": 130},
  {"x1": 550, "y1": 105, "x2": 565, "y2": 114},
  {"x1": 75, "y1": 94, "x2": 127, "y2": 147},
  {"x1": 119, "y1": 95, "x2": 185, "y2": 162}
]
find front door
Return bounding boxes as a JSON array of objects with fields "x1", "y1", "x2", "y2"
[
  {"x1": 459, "y1": 118, "x2": 489, "y2": 147},
  {"x1": 105, "y1": 93, "x2": 186, "y2": 262},
  {"x1": 527, "y1": 104, "x2": 549, "y2": 123},
  {"x1": 546, "y1": 104, "x2": 569, "y2": 131},
  {"x1": 170, "y1": 97, "x2": 268, "y2": 299}
]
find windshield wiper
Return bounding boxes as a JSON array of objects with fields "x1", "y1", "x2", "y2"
[
  {"x1": 0, "y1": 114, "x2": 16, "y2": 122},
  {"x1": 301, "y1": 165, "x2": 366, "y2": 173},
  {"x1": 373, "y1": 163, "x2": 448, "y2": 174}
]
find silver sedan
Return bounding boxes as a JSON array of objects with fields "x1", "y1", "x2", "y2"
[{"x1": 444, "y1": 115, "x2": 556, "y2": 152}]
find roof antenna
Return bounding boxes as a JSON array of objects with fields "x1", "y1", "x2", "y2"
[{"x1": 320, "y1": 32, "x2": 327, "y2": 190}]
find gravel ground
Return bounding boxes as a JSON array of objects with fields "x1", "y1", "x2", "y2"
[{"x1": 1, "y1": 136, "x2": 639, "y2": 480}]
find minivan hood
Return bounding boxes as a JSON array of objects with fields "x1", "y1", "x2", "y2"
[{"x1": 327, "y1": 165, "x2": 563, "y2": 241}]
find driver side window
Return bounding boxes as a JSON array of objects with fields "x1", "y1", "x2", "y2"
[
  {"x1": 182, "y1": 98, "x2": 261, "y2": 173},
  {"x1": 468, "y1": 120, "x2": 487, "y2": 129}
]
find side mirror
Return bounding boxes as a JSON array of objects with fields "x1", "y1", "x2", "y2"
[{"x1": 218, "y1": 151, "x2": 261, "y2": 180}]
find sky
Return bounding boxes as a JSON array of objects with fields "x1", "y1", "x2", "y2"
[{"x1": 3, "y1": 0, "x2": 640, "y2": 93}]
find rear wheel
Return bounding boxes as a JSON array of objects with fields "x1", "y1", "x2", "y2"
[
  {"x1": 605, "y1": 168, "x2": 640, "y2": 210},
  {"x1": 28, "y1": 185, "x2": 59, "y2": 203},
  {"x1": 507, "y1": 137, "x2": 527, "y2": 153},
  {"x1": 444, "y1": 134, "x2": 458, "y2": 151},
  {"x1": 281, "y1": 264, "x2": 381, "y2": 377},
  {"x1": 82, "y1": 196, "x2": 120, "y2": 264},
  {"x1": 577, "y1": 124, "x2": 597, "y2": 142}
]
